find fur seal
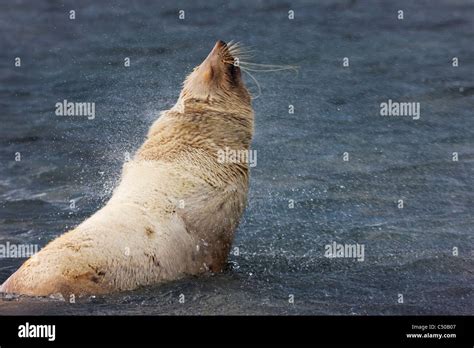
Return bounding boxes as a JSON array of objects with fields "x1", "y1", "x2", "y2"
[{"x1": 1, "y1": 40, "x2": 254, "y2": 296}]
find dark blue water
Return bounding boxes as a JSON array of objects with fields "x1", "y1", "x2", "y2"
[{"x1": 0, "y1": 0, "x2": 473, "y2": 315}]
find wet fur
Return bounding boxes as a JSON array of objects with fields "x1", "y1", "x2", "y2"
[{"x1": 1, "y1": 41, "x2": 254, "y2": 297}]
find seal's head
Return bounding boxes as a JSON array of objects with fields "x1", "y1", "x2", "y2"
[{"x1": 178, "y1": 40, "x2": 251, "y2": 113}]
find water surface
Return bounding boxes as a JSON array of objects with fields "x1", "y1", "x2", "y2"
[{"x1": 0, "y1": 0, "x2": 473, "y2": 315}]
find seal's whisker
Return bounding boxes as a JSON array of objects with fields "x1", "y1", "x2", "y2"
[
  {"x1": 239, "y1": 66, "x2": 297, "y2": 72},
  {"x1": 225, "y1": 42, "x2": 297, "y2": 73},
  {"x1": 238, "y1": 62, "x2": 299, "y2": 73},
  {"x1": 224, "y1": 41, "x2": 297, "y2": 98},
  {"x1": 226, "y1": 41, "x2": 254, "y2": 58},
  {"x1": 231, "y1": 48, "x2": 254, "y2": 55},
  {"x1": 239, "y1": 66, "x2": 262, "y2": 100}
]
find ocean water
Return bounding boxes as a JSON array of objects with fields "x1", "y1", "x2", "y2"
[{"x1": 0, "y1": 0, "x2": 472, "y2": 315}]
